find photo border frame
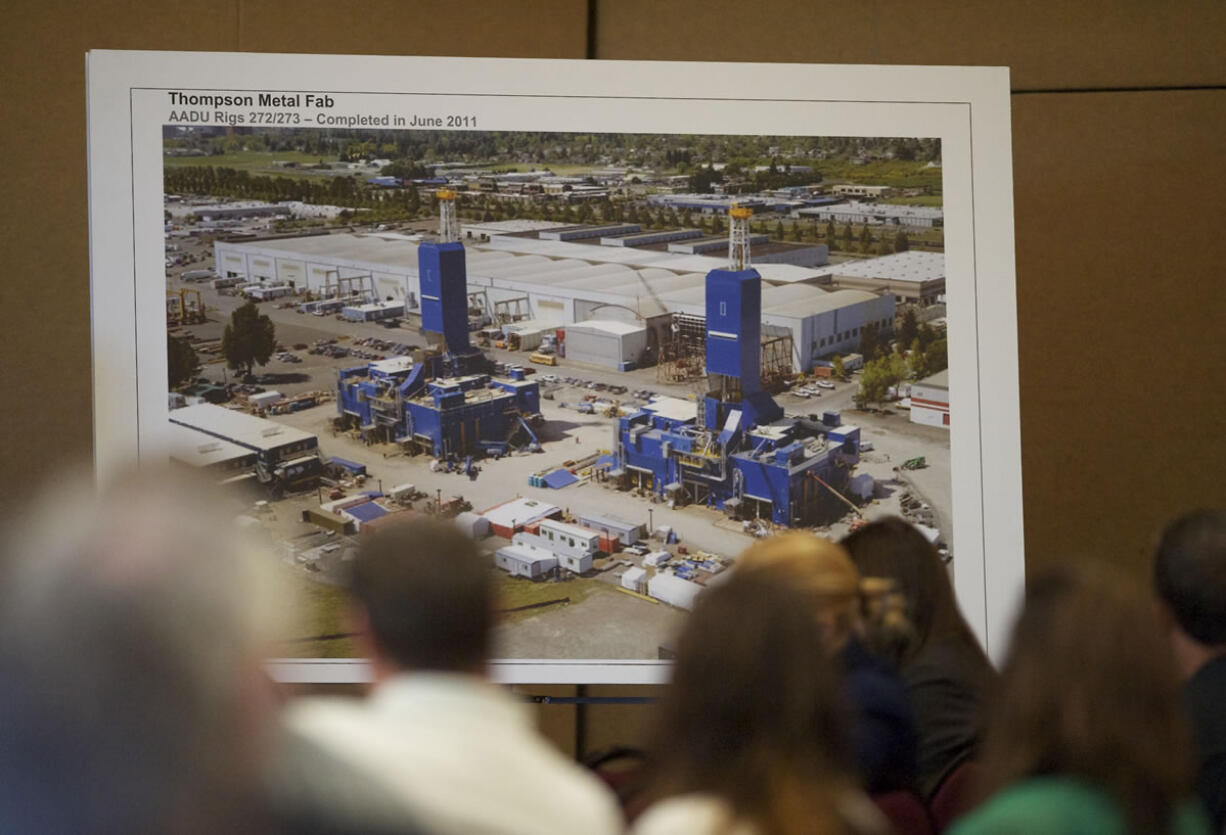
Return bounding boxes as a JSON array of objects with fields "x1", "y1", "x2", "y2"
[{"x1": 87, "y1": 51, "x2": 1024, "y2": 684}]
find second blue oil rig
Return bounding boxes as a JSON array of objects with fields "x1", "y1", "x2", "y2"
[{"x1": 609, "y1": 206, "x2": 861, "y2": 526}]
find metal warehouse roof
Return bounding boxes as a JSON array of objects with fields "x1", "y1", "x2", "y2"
[
  {"x1": 760, "y1": 284, "x2": 825, "y2": 307},
  {"x1": 477, "y1": 235, "x2": 826, "y2": 284},
  {"x1": 812, "y1": 251, "x2": 945, "y2": 283},
  {"x1": 221, "y1": 233, "x2": 423, "y2": 270},
  {"x1": 481, "y1": 497, "x2": 560, "y2": 528},
  {"x1": 166, "y1": 422, "x2": 255, "y2": 467},
  {"x1": 567, "y1": 319, "x2": 646, "y2": 336},
  {"x1": 763, "y1": 288, "x2": 882, "y2": 317},
  {"x1": 169, "y1": 404, "x2": 317, "y2": 451}
]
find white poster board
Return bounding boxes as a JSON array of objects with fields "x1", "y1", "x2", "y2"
[{"x1": 87, "y1": 51, "x2": 1023, "y2": 683}]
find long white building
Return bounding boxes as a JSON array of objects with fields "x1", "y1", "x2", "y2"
[{"x1": 214, "y1": 231, "x2": 894, "y2": 370}]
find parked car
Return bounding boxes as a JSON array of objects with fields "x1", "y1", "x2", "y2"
[{"x1": 815, "y1": 380, "x2": 835, "y2": 390}]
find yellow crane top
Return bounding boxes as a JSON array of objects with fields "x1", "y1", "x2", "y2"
[
  {"x1": 435, "y1": 188, "x2": 457, "y2": 201},
  {"x1": 728, "y1": 205, "x2": 753, "y2": 220}
]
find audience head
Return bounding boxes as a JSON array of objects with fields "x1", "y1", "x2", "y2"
[
  {"x1": 739, "y1": 530, "x2": 911, "y2": 656},
  {"x1": 840, "y1": 516, "x2": 981, "y2": 664},
  {"x1": 348, "y1": 517, "x2": 491, "y2": 675},
  {"x1": 650, "y1": 563, "x2": 856, "y2": 835},
  {"x1": 1153, "y1": 509, "x2": 1226, "y2": 655},
  {"x1": 980, "y1": 561, "x2": 1192, "y2": 833},
  {"x1": 0, "y1": 466, "x2": 283, "y2": 834}
]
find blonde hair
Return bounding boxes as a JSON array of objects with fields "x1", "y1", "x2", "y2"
[{"x1": 739, "y1": 532, "x2": 915, "y2": 654}]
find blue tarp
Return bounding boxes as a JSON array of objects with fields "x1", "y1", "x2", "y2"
[
  {"x1": 344, "y1": 502, "x2": 389, "y2": 523},
  {"x1": 542, "y1": 469, "x2": 579, "y2": 489},
  {"x1": 329, "y1": 457, "x2": 367, "y2": 475}
]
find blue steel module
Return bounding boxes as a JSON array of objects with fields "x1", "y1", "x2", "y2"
[
  {"x1": 611, "y1": 268, "x2": 861, "y2": 526},
  {"x1": 336, "y1": 238, "x2": 542, "y2": 457}
]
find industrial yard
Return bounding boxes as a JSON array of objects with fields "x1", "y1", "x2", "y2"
[{"x1": 163, "y1": 128, "x2": 950, "y2": 661}]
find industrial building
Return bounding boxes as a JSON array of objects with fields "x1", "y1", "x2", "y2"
[
  {"x1": 812, "y1": 250, "x2": 946, "y2": 306},
  {"x1": 481, "y1": 497, "x2": 562, "y2": 539},
  {"x1": 608, "y1": 209, "x2": 864, "y2": 527},
  {"x1": 794, "y1": 200, "x2": 944, "y2": 228},
  {"x1": 910, "y1": 369, "x2": 951, "y2": 429},
  {"x1": 563, "y1": 320, "x2": 648, "y2": 370},
  {"x1": 829, "y1": 184, "x2": 896, "y2": 199},
  {"x1": 334, "y1": 194, "x2": 543, "y2": 458},
  {"x1": 214, "y1": 216, "x2": 891, "y2": 371},
  {"x1": 166, "y1": 421, "x2": 258, "y2": 485},
  {"x1": 168, "y1": 403, "x2": 321, "y2": 491}
]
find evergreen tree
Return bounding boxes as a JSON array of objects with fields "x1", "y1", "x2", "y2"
[
  {"x1": 221, "y1": 301, "x2": 276, "y2": 377},
  {"x1": 167, "y1": 334, "x2": 199, "y2": 389}
]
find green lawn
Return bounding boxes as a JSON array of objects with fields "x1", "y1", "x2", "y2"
[
  {"x1": 277, "y1": 568, "x2": 356, "y2": 658},
  {"x1": 492, "y1": 570, "x2": 606, "y2": 621}
]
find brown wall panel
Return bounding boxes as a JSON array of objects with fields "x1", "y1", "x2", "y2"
[
  {"x1": 1012, "y1": 89, "x2": 1226, "y2": 576},
  {"x1": 594, "y1": 0, "x2": 1226, "y2": 91},
  {"x1": 237, "y1": 0, "x2": 587, "y2": 58},
  {"x1": 0, "y1": 1, "x2": 240, "y2": 506}
]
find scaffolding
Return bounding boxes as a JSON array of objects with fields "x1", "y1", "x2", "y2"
[
  {"x1": 656, "y1": 313, "x2": 706, "y2": 384},
  {"x1": 321, "y1": 269, "x2": 374, "y2": 304},
  {"x1": 656, "y1": 313, "x2": 793, "y2": 390},
  {"x1": 760, "y1": 329, "x2": 795, "y2": 393}
]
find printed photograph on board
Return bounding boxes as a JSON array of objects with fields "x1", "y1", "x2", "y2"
[{"x1": 161, "y1": 126, "x2": 951, "y2": 661}]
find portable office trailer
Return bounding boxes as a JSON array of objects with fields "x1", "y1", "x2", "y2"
[
  {"x1": 576, "y1": 513, "x2": 642, "y2": 546},
  {"x1": 494, "y1": 544, "x2": 557, "y2": 579}
]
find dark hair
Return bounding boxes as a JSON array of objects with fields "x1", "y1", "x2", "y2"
[
  {"x1": 1154, "y1": 509, "x2": 1226, "y2": 646},
  {"x1": 649, "y1": 567, "x2": 859, "y2": 835},
  {"x1": 349, "y1": 518, "x2": 491, "y2": 672},
  {"x1": 980, "y1": 562, "x2": 1193, "y2": 834},
  {"x1": 840, "y1": 516, "x2": 984, "y2": 664}
]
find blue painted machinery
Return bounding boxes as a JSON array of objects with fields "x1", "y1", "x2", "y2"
[
  {"x1": 612, "y1": 267, "x2": 860, "y2": 526},
  {"x1": 336, "y1": 238, "x2": 541, "y2": 458}
]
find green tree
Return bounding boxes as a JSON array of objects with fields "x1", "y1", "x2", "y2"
[
  {"x1": 893, "y1": 230, "x2": 910, "y2": 252},
  {"x1": 774, "y1": 220, "x2": 785, "y2": 240},
  {"x1": 221, "y1": 301, "x2": 276, "y2": 377},
  {"x1": 167, "y1": 334, "x2": 199, "y2": 389},
  {"x1": 831, "y1": 355, "x2": 845, "y2": 380},
  {"x1": 855, "y1": 360, "x2": 888, "y2": 408},
  {"x1": 898, "y1": 306, "x2": 919, "y2": 347},
  {"x1": 858, "y1": 323, "x2": 881, "y2": 361},
  {"x1": 922, "y1": 338, "x2": 948, "y2": 376}
]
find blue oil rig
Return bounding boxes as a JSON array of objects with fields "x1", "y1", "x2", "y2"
[
  {"x1": 336, "y1": 192, "x2": 542, "y2": 458},
  {"x1": 610, "y1": 207, "x2": 861, "y2": 526}
]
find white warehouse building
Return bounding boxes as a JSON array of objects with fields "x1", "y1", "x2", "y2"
[
  {"x1": 213, "y1": 230, "x2": 894, "y2": 371},
  {"x1": 564, "y1": 320, "x2": 648, "y2": 369}
]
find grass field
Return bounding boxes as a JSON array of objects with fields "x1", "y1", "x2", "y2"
[
  {"x1": 493, "y1": 571, "x2": 607, "y2": 622},
  {"x1": 278, "y1": 567, "x2": 356, "y2": 658}
]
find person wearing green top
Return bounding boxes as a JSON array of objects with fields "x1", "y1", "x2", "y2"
[
  {"x1": 950, "y1": 777, "x2": 1210, "y2": 835},
  {"x1": 949, "y1": 563, "x2": 1211, "y2": 835}
]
